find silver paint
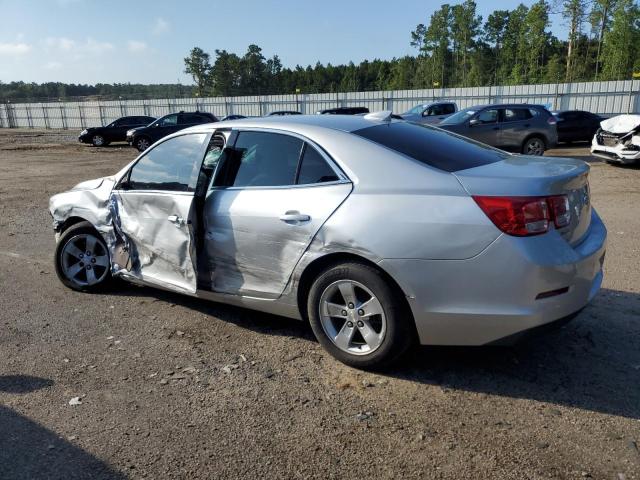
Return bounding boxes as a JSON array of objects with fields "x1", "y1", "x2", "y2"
[{"x1": 49, "y1": 114, "x2": 607, "y2": 346}]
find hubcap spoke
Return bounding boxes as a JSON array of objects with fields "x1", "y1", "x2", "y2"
[
  {"x1": 357, "y1": 319, "x2": 382, "y2": 349},
  {"x1": 66, "y1": 262, "x2": 84, "y2": 278},
  {"x1": 338, "y1": 282, "x2": 357, "y2": 306},
  {"x1": 359, "y1": 297, "x2": 383, "y2": 317},
  {"x1": 334, "y1": 321, "x2": 356, "y2": 350},
  {"x1": 85, "y1": 236, "x2": 97, "y2": 254},
  {"x1": 86, "y1": 267, "x2": 97, "y2": 284},
  {"x1": 93, "y1": 255, "x2": 109, "y2": 267},
  {"x1": 325, "y1": 302, "x2": 347, "y2": 318},
  {"x1": 64, "y1": 243, "x2": 84, "y2": 259}
]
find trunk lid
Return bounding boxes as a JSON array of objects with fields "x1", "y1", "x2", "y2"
[{"x1": 453, "y1": 155, "x2": 591, "y2": 245}]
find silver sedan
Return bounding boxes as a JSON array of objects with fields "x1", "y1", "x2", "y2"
[{"x1": 49, "y1": 112, "x2": 607, "y2": 368}]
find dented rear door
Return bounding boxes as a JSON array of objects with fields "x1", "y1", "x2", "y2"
[{"x1": 110, "y1": 132, "x2": 209, "y2": 294}]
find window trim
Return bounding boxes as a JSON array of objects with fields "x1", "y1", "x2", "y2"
[
  {"x1": 115, "y1": 131, "x2": 212, "y2": 193},
  {"x1": 210, "y1": 127, "x2": 351, "y2": 191}
]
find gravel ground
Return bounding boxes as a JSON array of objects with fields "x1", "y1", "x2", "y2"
[{"x1": 0, "y1": 129, "x2": 639, "y2": 480}]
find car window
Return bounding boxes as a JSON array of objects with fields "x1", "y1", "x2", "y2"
[
  {"x1": 440, "y1": 108, "x2": 476, "y2": 125},
  {"x1": 476, "y1": 109, "x2": 498, "y2": 124},
  {"x1": 442, "y1": 104, "x2": 456, "y2": 114},
  {"x1": 502, "y1": 108, "x2": 533, "y2": 122},
  {"x1": 128, "y1": 133, "x2": 208, "y2": 192},
  {"x1": 179, "y1": 113, "x2": 209, "y2": 125},
  {"x1": 406, "y1": 105, "x2": 425, "y2": 115},
  {"x1": 427, "y1": 105, "x2": 445, "y2": 116},
  {"x1": 156, "y1": 114, "x2": 178, "y2": 127},
  {"x1": 352, "y1": 122, "x2": 508, "y2": 173},
  {"x1": 224, "y1": 131, "x2": 303, "y2": 187},
  {"x1": 297, "y1": 145, "x2": 339, "y2": 185}
]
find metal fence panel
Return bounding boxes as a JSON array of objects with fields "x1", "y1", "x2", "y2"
[{"x1": 1, "y1": 80, "x2": 638, "y2": 129}]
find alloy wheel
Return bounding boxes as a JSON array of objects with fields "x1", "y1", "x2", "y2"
[
  {"x1": 136, "y1": 138, "x2": 150, "y2": 151},
  {"x1": 525, "y1": 138, "x2": 545, "y2": 156},
  {"x1": 60, "y1": 234, "x2": 110, "y2": 287},
  {"x1": 318, "y1": 280, "x2": 387, "y2": 355}
]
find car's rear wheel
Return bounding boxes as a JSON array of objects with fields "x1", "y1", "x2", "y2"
[
  {"x1": 54, "y1": 222, "x2": 112, "y2": 292},
  {"x1": 135, "y1": 136, "x2": 151, "y2": 152},
  {"x1": 522, "y1": 136, "x2": 546, "y2": 156},
  {"x1": 307, "y1": 262, "x2": 414, "y2": 369},
  {"x1": 92, "y1": 134, "x2": 106, "y2": 147}
]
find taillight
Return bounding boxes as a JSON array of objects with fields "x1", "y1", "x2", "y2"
[{"x1": 473, "y1": 195, "x2": 570, "y2": 236}]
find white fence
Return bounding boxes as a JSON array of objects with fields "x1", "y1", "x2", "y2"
[{"x1": 1, "y1": 80, "x2": 638, "y2": 129}]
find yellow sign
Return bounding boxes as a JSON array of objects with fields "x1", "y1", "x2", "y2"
[
  {"x1": 433, "y1": 81, "x2": 440, "y2": 87},
  {"x1": 633, "y1": 72, "x2": 640, "y2": 79},
  {"x1": 295, "y1": 88, "x2": 301, "y2": 93}
]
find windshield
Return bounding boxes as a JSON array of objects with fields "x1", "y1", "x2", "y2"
[
  {"x1": 403, "y1": 104, "x2": 426, "y2": 115},
  {"x1": 439, "y1": 108, "x2": 477, "y2": 125}
]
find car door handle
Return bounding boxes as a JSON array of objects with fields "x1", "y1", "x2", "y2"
[
  {"x1": 167, "y1": 215, "x2": 185, "y2": 226},
  {"x1": 280, "y1": 211, "x2": 311, "y2": 224}
]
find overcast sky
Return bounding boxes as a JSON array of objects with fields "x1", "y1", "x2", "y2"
[{"x1": 0, "y1": 0, "x2": 570, "y2": 85}]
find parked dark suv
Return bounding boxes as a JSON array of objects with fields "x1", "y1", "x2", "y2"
[
  {"x1": 79, "y1": 116, "x2": 155, "y2": 147},
  {"x1": 438, "y1": 104, "x2": 557, "y2": 155},
  {"x1": 127, "y1": 111, "x2": 218, "y2": 151},
  {"x1": 317, "y1": 106, "x2": 370, "y2": 115}
]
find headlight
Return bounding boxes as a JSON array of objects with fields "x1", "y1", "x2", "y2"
[
  {"x1": 81, "y1": 129, "x2": 88, "y2": 135},
  {"x1": 126, "y1": 129, "x2": 134, "y2": 136}
]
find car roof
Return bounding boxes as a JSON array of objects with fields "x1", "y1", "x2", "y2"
[
  {"x1": 182, "y1": 113, "x2": 396, "y2": 135},
  {"x1": 464, "y1": 103, "x2": 547, "y2": 110}
]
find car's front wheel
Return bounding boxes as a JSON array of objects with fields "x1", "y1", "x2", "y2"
[
  {"x1": 135, "y1": 136, "x2": 151, "y2": 152},
  {"x1": 522, "y1": 136, "x2": 546, "y2": 156},
  {"x1": 54, "y1": 222, "x2": 112, "y2": 292},
  {"x1": 307, "y1": 262, "x2": 414, "y2": 369},
  {"x1": 91, "y1": 134, "x2": 108, "y2": 147}
]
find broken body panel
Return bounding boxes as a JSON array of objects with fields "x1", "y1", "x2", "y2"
[{"x1": 591, "y1": 114, "x2": 640, "y2": 164}]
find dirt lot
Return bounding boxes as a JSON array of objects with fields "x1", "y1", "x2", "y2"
[{"x1": 0, "y1": 128, "x2": 638, "y2": 480}]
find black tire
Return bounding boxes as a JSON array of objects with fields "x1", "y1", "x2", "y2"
[
  {"x1": 135, "y1": 136, "x2": 151, "y2": 152},
  {"x1": 91, "y1": 134, "x2": 108, "y2": 147},
  {"x1": 522, "y1": 136, "x2": 546, "y2": 156},
  {"x1": 54, "y1": 221, "x2": 113, "y2": 292},
  {"x1": 307, "y1": 262, "x2": 415, "y2": 369}
]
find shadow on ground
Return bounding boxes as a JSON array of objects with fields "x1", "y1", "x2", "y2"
[
  {"x1": 108, "y1": 285, "x2": 640, "y2": 420},
  {"x1": 0, "y1": 376, "x2": 126, "y2": 480}
]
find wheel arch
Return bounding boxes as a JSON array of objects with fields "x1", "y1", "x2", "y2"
[
  {"x1": 55, "y1": 215, "x2": 92, "y2": 234},
  {"x1": 296, "y1": 251, "x2": 415, "y2": 327}
]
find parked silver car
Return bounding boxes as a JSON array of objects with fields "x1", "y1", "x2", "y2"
[
  {"x1": 400, "y1": 101, "x2": 458, "y2": 124},
  {"x1": 49, "y1": 112, "x2": 606, "y2": 368}
]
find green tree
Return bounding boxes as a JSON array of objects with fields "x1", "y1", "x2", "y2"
[
  {"x1": 183, "y1": 47, "x2": 212, "y2": 96},
  {"x1": 600, "y1": 0, "x2": 640, "y2": 79}
]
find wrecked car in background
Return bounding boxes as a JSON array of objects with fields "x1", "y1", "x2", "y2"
[
  {"x1": 591, "y1": 114, "x2": 640, "y2": 165},
  {"x1": 50, "y1": 113, "x2": 606, "y2": 368}
]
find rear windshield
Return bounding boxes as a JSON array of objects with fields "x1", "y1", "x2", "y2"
[{"x1": 352, "y1": 121, "x2": 508, "y2": 172}]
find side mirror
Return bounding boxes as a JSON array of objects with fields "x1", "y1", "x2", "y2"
[
  {"x1": 422, "y1": 110, "x2": 432, "y2": 117},
  {"x1": 469, "y1": 118, "x2": 481, "y2": 126}
]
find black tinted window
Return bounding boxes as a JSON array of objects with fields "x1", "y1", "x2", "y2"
[
  {"x1": 157, "y1": 114, "x2": 178, "y2": 127},
  {"x1": 503, "y1": 108, "x2": 533, "y2": 122},
  {"x1": 442, "y1": 104, "x2": 456, "y2": 114},
  {"x1": 353, "y1": 122, "x2": 507, "y2": 173},
  {"x1": 226, "y1": 131, "x2": 303, "y2": 187},
  {"x1": 128, "y1": 133, "x2": 207, "y2": 191},
  {"x1": 297, "y1": 145, "x2": 339, "y2": 184}
]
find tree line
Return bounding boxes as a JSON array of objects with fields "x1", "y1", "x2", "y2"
[
  {"x1": 2, "y1": 0, "x2": 639, "y2": 102},
  {"x1": 184, "y1": 0, "x2": 640, "y2": 97}
]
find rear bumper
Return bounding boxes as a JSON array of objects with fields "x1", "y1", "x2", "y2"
[{"x1": 380, "y1": 209, "x2": 606, "y2": 346}]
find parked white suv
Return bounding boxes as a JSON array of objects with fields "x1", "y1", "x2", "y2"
[{"x1": 400, "y1": 101, "x2": 458, "y2": 124}]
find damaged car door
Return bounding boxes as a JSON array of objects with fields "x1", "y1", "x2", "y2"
[
  {"x1": 111, "y1": 132, "x2": 209, "y2": 293},
  {"x1": 202, "y1": 129, "x2": 352, "y2": 298}
]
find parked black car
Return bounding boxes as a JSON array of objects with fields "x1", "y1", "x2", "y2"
[
  {"x1": 317, "y1": 106, "x2": 370, "y2": 115},
  {"x1": 220, "y1": 114, "x2": 247, "y2": 121},
  {"x1": 127, "y1": 111, "x2": 218, "y2": 151},
  {"x1": 79, "y1": 116, "x2": 155, "y2": 147},
  {"x1": 553, "y1": 110, "x2": 604, "y2": 143},
  {"x1": 438, "y1": 104, "x2": 558, "y2": 155},
  {"x1": 266, "y1": 111, "x2": 301, "y2": 116}
]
